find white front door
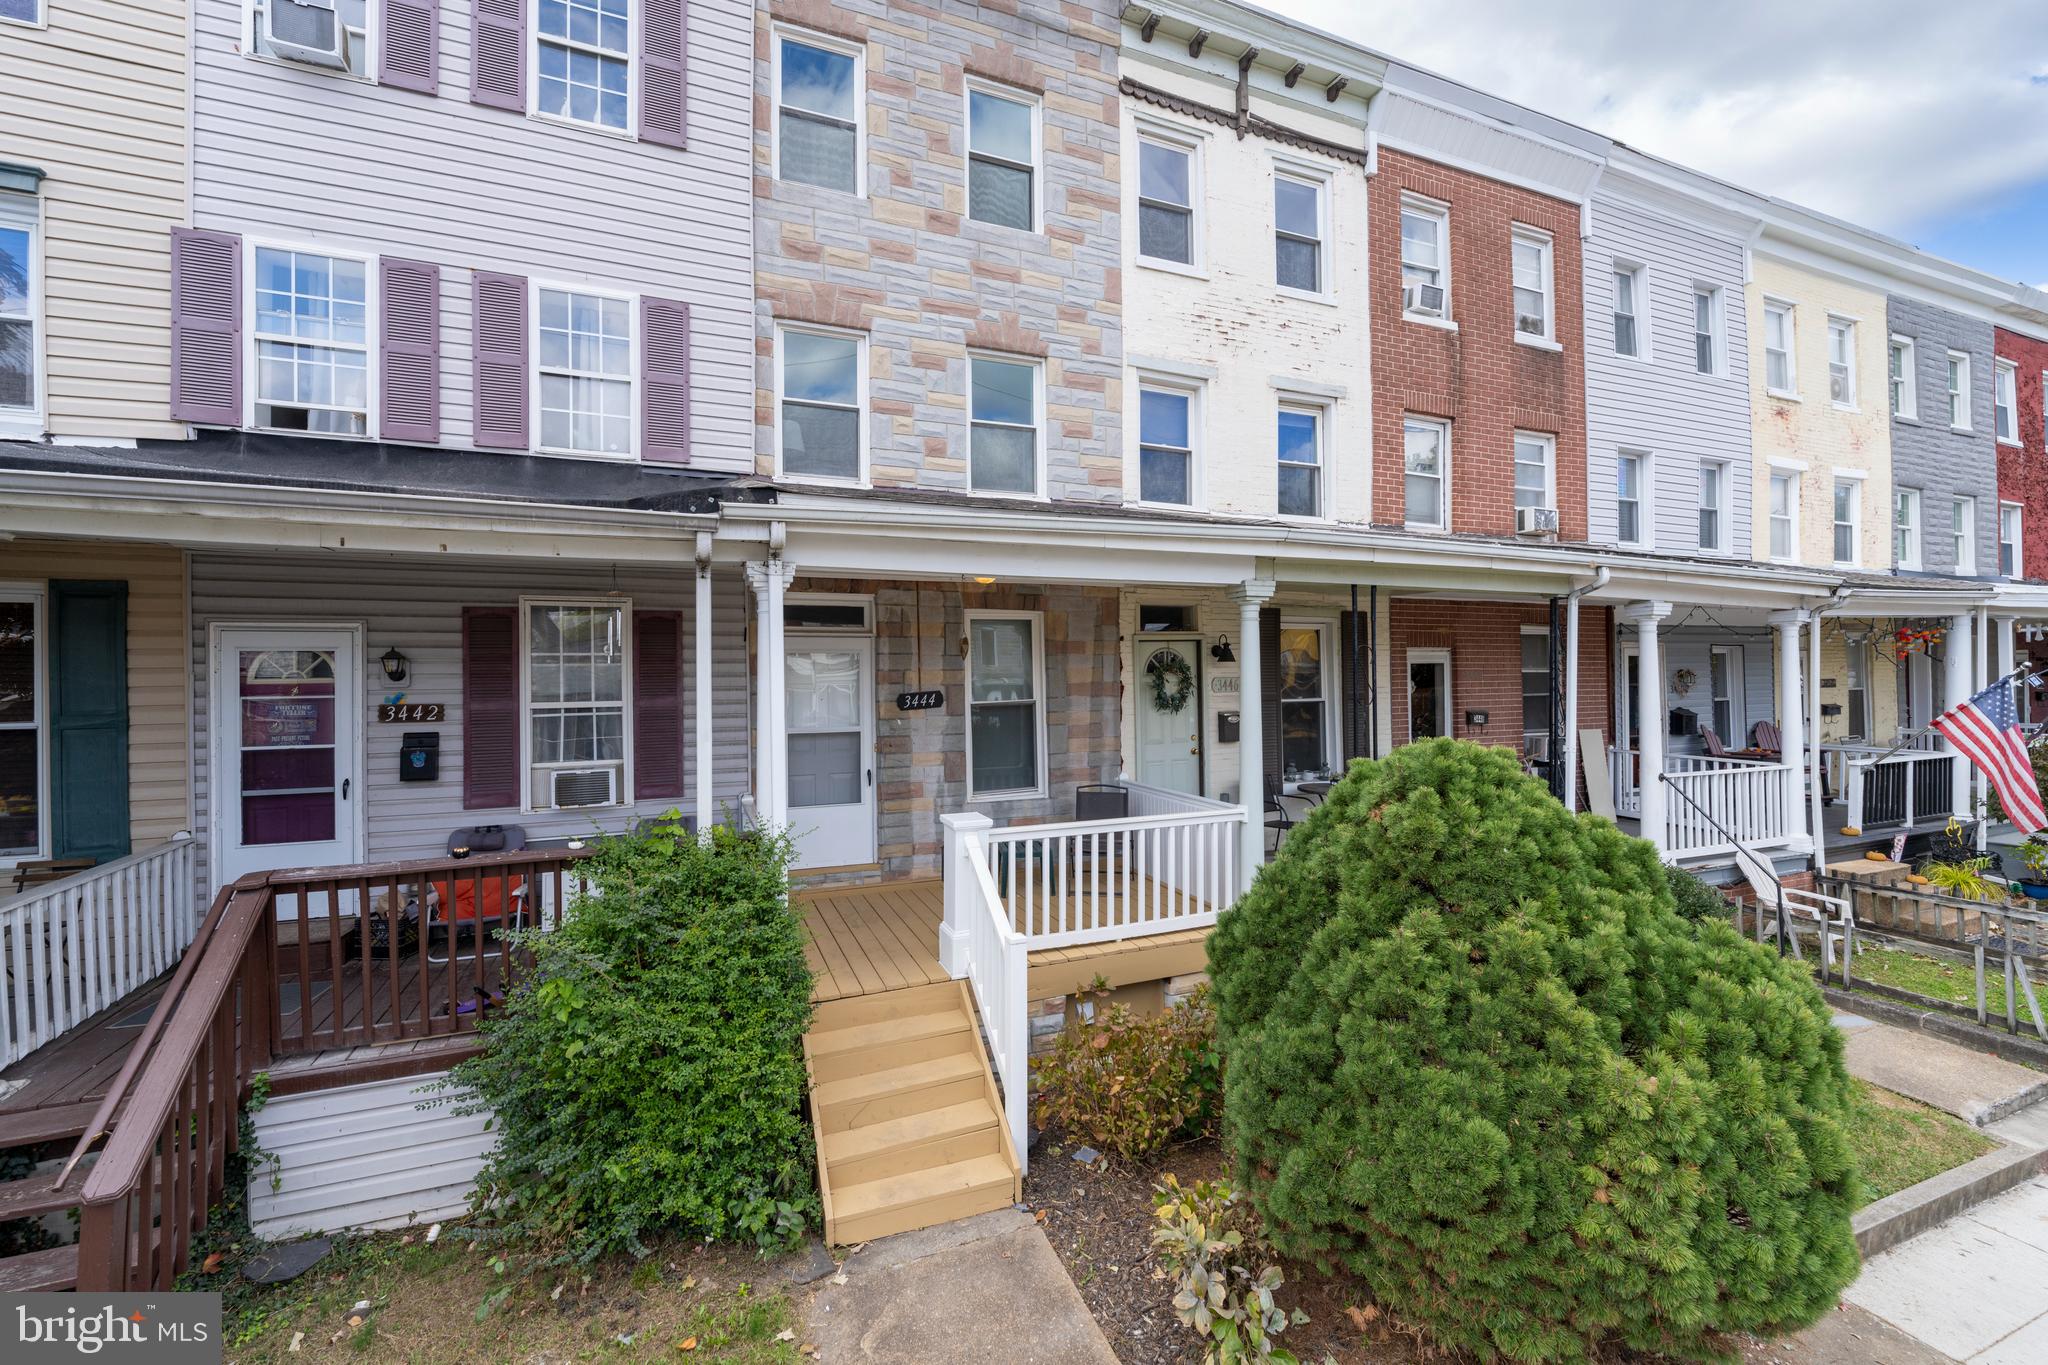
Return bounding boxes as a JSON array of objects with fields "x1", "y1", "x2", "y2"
[
  {"x1": 786, "y1": 637, "x2": 875, "y2": 870},
  {"x1": 212, "y1": 626, "x2": 364, "y2": 889},
  {"x1": 1135, "y1": 638, "x2": 1202, "y2": 794}
]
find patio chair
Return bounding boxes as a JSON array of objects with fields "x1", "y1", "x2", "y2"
[
  {"x1": 1751, "y1": 720, "x2": 1783, "y2": 757},
  {"x1": 10, "y1": 857, "x2": 94, "y2": 894},
  {"x1": 1074, "y1": 783, "x2": 1129, "y2": 822},
  {"x1": 424, "y1": 825, "x2": 530, "y2": 966},
  {"x1": 1699, "y1": 727, "x2": 1730, "y2": 759},
  {"x1": 1734, "y1": 843, "x2": 1854, "y2": 970}
]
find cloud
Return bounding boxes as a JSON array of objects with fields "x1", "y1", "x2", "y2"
[{"x1": 1278, "y1": 0, "x2": 2048, "y2": 242}]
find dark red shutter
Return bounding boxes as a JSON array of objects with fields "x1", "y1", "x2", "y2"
[
  {"x1": 1260, "y1": 606, "x2": 1282, "y2": 792},
  {"x1": 633, "y1": 610, "x2": 684, "y2": 800},
  {"x1": 639, "y1": 295, "x2": 692, "y2": 463},
  {"x1": 469, "y1": 0, "x2": 524, "y2": 111},
  {"x1": 637, "y1": 0, "x2": 687, "y2": 148},
  {"x1": 379, "y1": 256, "x2": 440, "y2": 442},
  {"x1": 170, "y1": 227, "x2": 242, "y2": 426},
  {"x1": 380, "y1": 0, "x2": 438, "y2": 94},
  {"x1": 462, "y1": 606, "x2": 521, "y2": 809},
  {"x1": 471, "y1": 271, "x2": 528, "y2": 449}
]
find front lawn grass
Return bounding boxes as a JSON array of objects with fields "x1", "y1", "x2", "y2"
[
  {"x1": 1844, "y1": 1078, "x2": 1997, "y2": 1205},
  {"x1": 1844, "y1": 942, "x2": 2012, "y2": 1018}
]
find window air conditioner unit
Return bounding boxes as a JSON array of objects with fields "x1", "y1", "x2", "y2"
[
  {"x1": 266, "y1": 0, "x2": 347, "y2": 69},
  {"x1": 1515, "y1": 313, "x2": 1546, "y2": 336},
  {"x1": 1404, "y1": 283, "x2": 1446, "y2": 317},
  {"x1": 546, "y1": 766, "x2": 620, "y2": 811},
  {"x1": 1516, "y1": 506, "x2": 1560, "y2": 538}
]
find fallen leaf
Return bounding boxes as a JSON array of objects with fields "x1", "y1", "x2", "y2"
[
  {"x1": 1033, "y1": 1209, "x2": 1048, "y2": 1224},
  {"x1": 678, "y1": 1337, "x2": 698, "y2": 1352},
  {"x1": 348, "y1": 1316, "x2": 364, "y2": 1329},
  {"x1": 1345, "y1": 1304, "x2": 1380, "y2": 1330},
  {"x1": 679, "y1": 1275, "x2": 697, "y2": 1291},
  {"x1": 201, "y1": 1252, "x2": 224, "y2": 1274}
]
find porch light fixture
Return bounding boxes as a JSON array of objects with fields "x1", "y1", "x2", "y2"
[
  {"x1": 379, "y1": 646, "x2": 410, "y2": 684},
  {"x1": 972, "y1": 576, "x2": 996, "y2": 585},
  {"x1": 1210, "y1": 634, "x2": 1236, "y2": 664}
]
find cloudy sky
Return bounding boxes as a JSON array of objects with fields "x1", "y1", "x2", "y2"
[{"x1": 1281, "y1": 0, "x2": 2048, "y2": 285}]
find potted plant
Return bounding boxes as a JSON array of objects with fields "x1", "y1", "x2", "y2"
[{"x1": 2017, "y1": 837, "x2": 2048, "y2": 900}]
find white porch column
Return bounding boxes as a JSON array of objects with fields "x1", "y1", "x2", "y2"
[
  {"x1": 938, "y1": 811, "x2": 993, "y2": 977},
  {"x1": 1995, "y1": 613, "x2": 2018, "y2": 698},
  {"x1": 1233, "y1": 579, "x2": 1276, "y2": 892},
  {"x1": 1769, "y1": 610, "x2": 1810, "y2": 843},
  {"x1": 1946, "y1": 612, "x2": 1975, "y2": 819},
  {"x1": 1809, "y1": 613, "x2": 1828, "y2": 874},
  {"x1": 746, "y1": 556, "x2": 797, "y2": 832},
  {"x1": 1562, "y1": 592, "x2": 1582, "y2": 812},
  {"x1": 1621, "y1": 601, "x2": 1671, "y2": 857},
  {"x1": 694, "y1": 533, "x2": 715, "y2": 837}
]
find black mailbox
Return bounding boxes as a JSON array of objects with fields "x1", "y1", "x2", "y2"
[
  {"x1": 1668, "y1": 706, "x2": 1698, "y2": 737},
  {"x1": 399, "y1": 732, "x2": 440, "y2": 782},
  {"x1": 1217, "y1": 711, "x2": 1240, "y2": 744}
]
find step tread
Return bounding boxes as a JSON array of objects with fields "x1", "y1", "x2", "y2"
[
  {"x1": 809, "y1": 982, "x2": 969, "y2": 1031},
  {"x1": 830, "y1": 1153, "x2": 1015, "y2": 1220},
  {"x1": 0, "y1": 1099, "x2": 99, "y2": 1149},
  {"x1": 0, "y1": 1173, "x2": 79, "y2": 1222},
  {"x1": 808, "y1": 1009, "x2": 972, "y2": 1058},
  {"x1": 0, "y1": 1243, "x2": 79, "y2": 1293},
  {"x1": 822, "y1": 1100, "x2": 998, "y2": 1167},
  {"x1": 812, "y1": 1051, "x2": 984, "y2": 1109}
]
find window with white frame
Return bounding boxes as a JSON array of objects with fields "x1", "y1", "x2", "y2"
[
  {"x1": 1513, "y1": 431, "x2": 1553, "y2": 511},
  {"x1": 1947, "y1": 350, "x2": 1971, "y2": 429},
  {"x1": 1273, "y1": 170, "x2": 1324, "y2": 294},
  {"x1": 969, "y1": 355, "x2": 1040, "y2": 495},
  {"x1": 1954, "y1": 495, "x2": 1977, "y2": 574},
  {"x1": 536, "y1": 287, "x2": 631, "y2": 456},
  {"x1": 1137, "y1": 383, "x2": 1194, "y2": 506},
  {"x1": 1, "y1": 0, "x2": 43, "y2": 24},
  {"x1": 1612, "y1": 264, "x2": 1644, "y2": 357},
  {"x1": 1520, "y1": 628, "x2": 1552, "y2": 759},
  {"x1": 1399, "y1": 200, "x2": 1448, "y2": 317},
  {"x1": 1511, "y1": 227, "x2": 1552, "y2": 341},
  {"x1": 1278, "y1": 624, "x2": 1330, "y2": 777},
  {"x1": 0, "y1": 589, "x2": 43, "y2": 859},
  {"x1": 1996, "y1": 359, "x2": 2019, "y2": 443},
  {"x1": 1616, "y1": 451, "x2": 1646, "y2": 546},
  {"x1": 252, "y1": 246, "x2": 369, "y2": 436},
  {"x1": 1889, "y1": 335, "x2": 1916, "y2": 418},
  {"x1": 249, "y1": 0, "x2": 372, "y2": 78},
  {"x1": 1276, "y1": 404, "x2": 1322, "y2": 517},
  {"x1": 1827, "y1": 317, "x2": 1855, "y2": 407},
  {"x1": 2001, "y1": 501, "x2": 2023, "y2": 577},
  {"x1": 1768, "y1": 469, "x2": 1798, "y2": 561},
  {"x1": 1136, "y1": 133, "x2": 1195, "y2": 267},
  {"x1": 1709, "y1": 645, "x2": 1742, "y2": 745},
  {"x1": 1833, "y1": 478, "x2": 1861, "y2": 566},
  {"x1": 1692, "y1": 287, "x2": 1719, "y2": 374},
  {"x1": 774, "y1": 31, "x2": 860, "y2": 194},
  {"x1": 1763, "y1": 300, "x2": 1795, "y2": 394},
  {"x1": 524, "y1": 600, "x2": 629, "y2": 810},
  {"x1": 537, "y1": 0, "x2": 631, "y2": 132},
  {"x1": 776, "y1": 325, "x2": 863, "y2": 482},
  {"x1": 0, "y1": 197, "x2": 35, "y2": 425},
  {"x1": 966, "y1": 613, "x2": 1042, "y2": 797},
  {"x1": 1844, "y1": 640, "x2": 1869, "y2": 740},
  {"x1": 1895, "y1": 487, "x2": 1921, "y2": 570},
  {"x1": 1403, "y1": 416, "x2": 1447, "y2": 529},
  {"x1": 967, "y1": 82, "x2": 1038, "y2": 231},
  {"x1": 1697, "y1": 459, "x2": 1727, "y2": 551}
]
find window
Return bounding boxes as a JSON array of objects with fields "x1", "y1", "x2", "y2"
[
  {"x1": 967, "y1": 83, "x2": 1038, "y2": 231},
  {"x1": 1697, "y1": 459, "x2": 1726, "y2": 552},
  {"x1": 0, "y1": 590, "x2": 43, "y2": 859},
  {"x1": 774, "y1": 32, "x2": 860, "y2": 194},
  {"x1": 250, "y1": 0, "x2": 371, "y2": 77},
  {"x1": 1512, "y1": 431, "x2": 1553, "y2": 512},
  {"x1": 1844, "y1": 641, "x2": 1869, "y2": 740},
  {"x1": 1278, "y1": 625, "x2": 1329, "y2": 777},
  {"x1": 1137, "y1": 134, "x2": 1195, "y2": 266},
  {"x1": 1763, "y1": 301, "x2": 1795, "y2": 394},
  {"x1": 1954, "y1": 496, "x2": 1976, "y2": 575},
  {"x1": 1827, "y1": 318, "x2": 1855, "y2": 407},
  {"x1": 1399, "y1": 200, "x2": 1448, "y2": 317},
  {"x1": 0, "y1": 198, "x2": 34, "y2": 424},
  {"x1": 1889, "y1": 336, "x2": 1916, "y2": 418},
  {"x1": 1276, "y1": 405, "x2": 1321, "y2": 517},
  {"x1": 969, "y1": 355, "x2": 1040, "y2": 495},
  {"x1": 1616, "y1": 451, "x2": 1645, "y2": 546},
  {"x1": 535, "y1": 287, "x2": 631, "y2": 456},
  {"x1": 1520, "y1": 629, "x2": 1552, "y2": 759},
  {"x1": 966, "y1": 613, "x2": 1042, "y2": 797},
  {"x1": 1709, "y1": 646, "x2": 1742, "y2": 745},
  {"x1": 1403, "y1": 417, "x2": 1447, "y2": 529},
  {"x1": 1894, "y1": 487, "x2": 1921, "y2": 570},
  {"x1": 1833, "y1": 478, "x2": 1861, "y2": 567},
  {"x1": 1273, "y1": 171, "x2": 1324, "y2": 294},
  {"x1": 1996, "y1": 359, "x2": 2019, "y2": 443},
  {"x1": 537, "y1": 0, "x2": 630, "y2": 131},
  {"x1": 1692, "y1": 287, "x2": 1719, "y2": 374},
  {"x1": 524, "y1": 601, "x2": 629, "y2": 810},
  {"x1": 1511, "y1": 227, "x2": 1552, "y2": 341},
  {"x1": 251, "y1": 246, "x2": 369, "y2": 435},
  {"x1": 1947, "y1": 350, "x2": 1971, "y2": 429},
  {"x1": 776, "y1": 325, "x2": 863, "y2": 482},
  {"x1": 1768, "y1": 469, "x2": 1797, "y2": 561},
  {"x1": 1612, "y1": 264, "x2": 1643, "y2": 357},
  {"x1": 2001, "y1": 501, "x2": 2023, "y2": 577},
  {"x1": 1, "y1": 0, "x2": 42, "y2": 25},
  {"x1": 1137, "y1": 384, "x2": 1194, "y2": 505}
]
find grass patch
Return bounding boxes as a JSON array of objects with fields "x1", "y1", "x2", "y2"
[
  {"x1": 1845, "y1": 1078, "x2": 1997, "y2": 1205},
  {"x1": 1845, "y1": 943, "x2": 2013, "y2": 1018}
]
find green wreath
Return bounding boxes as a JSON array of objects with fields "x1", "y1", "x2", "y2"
[{"x1": 1146, "y1": 650, "x2": 1196, "y2": 715}]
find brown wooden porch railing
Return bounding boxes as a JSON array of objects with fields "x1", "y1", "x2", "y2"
[{"x1": 57, "y1": 848, "x2": 590, "y2": 1292}]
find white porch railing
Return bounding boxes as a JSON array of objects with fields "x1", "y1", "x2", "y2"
[
  {"x1": 1, "y1": 835, "x2": 199, "y2": 1070},
  {"x1": 1663, "y1": 755, "x2": 1795, "y2": 859},
  {"x1": 1823, "y1": 743, "x2": 1959, "y2": 832}
]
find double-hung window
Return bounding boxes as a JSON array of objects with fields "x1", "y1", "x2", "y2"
[
  {"x1": 1, "y1": 0, "x2": 43, "y2": 23},
  {"x1": 1616, "y1": 451, "x2": 1645, "y2": 546},
  {"x1": 1612, "y1": 264, "x2": 1643, "y2": 357},
  {"x1": 2001, "y1": 502, "x2": 2023, "y2": 577},
  {"x1": 1947, "y1": 351, "x2": 1971, "y2": 429},
  {"x1": 537, "y1": 0, "x2": 631, "y2": 132},
  {"x1": 1768, "y1": 469, "x2": 1797, "y2": 561},
  {"x1": 1692, "y1": 287, "x2": 1719, "y2": 374},
  {"x1": 1273, "y1": 171, "x2": 1324, "y2": 294},
  {"x1": 250, "y1": 0, "x2": 371, "y2": 77},
  {"x1": 1833, "y1": 478, "x2": 1861, "y2": 567},
  {"x1": 967, "y1": 83, "x2": 1038, "y2": 231},
  {"x1": 1399, "y1": 201, "x2": 1448, "y2": 317},
  {"x1": 1954, "y1": 496, "x2": 1977, "y2": 574},
  {"x1": 1709, "y1": 646, "x2": 1742, "y2": 744},
  {"x1": 777, "y1": 325, "x2": 864, "y2": 482},
  {"x1": 1276, "y1": 405, "x2": 1321, "y2": 517},
  {"x1": 0, "y1": 197, "x2": 35, "y2": 427},
  {"x1": 1996, "y1": 359, "x2": 2019, "y2": 443},
  {"x1": 536, "y1": 287, "x2": 632, "y2": 457},
  {"x1": 1403, "y1": 417, "x2": 1447, "y2": 529},
  {"x1": 1138, "y1": 384, "x2": 1194, "y2": 506},
  {"x1": 774, "y1": 32, "x2": 860, "y2": 194},
  {"x1": 1137, "y1": 134, "x2": 1195, "y2": 266},
  {"x1": 525, "y1": 601, "x2": 629, "y2": 811},
  {"x1": 1513, "y1": 431, "x2": 1554, "y2": 512},
  {"x1": 1889, "y1": 336, "x2": 1916, "y2": 418},
  {"x1": 252, "y1": 246, "x2": 370, "y2": 436},
  {"x1": 1844, "y1": 642, "x2": 1870, "y2": 740},
  {"x1": 0, "y1": 589, "x2": 43, "y2": 860},
  {"x1": 966, "y1": 613, "x2": 1042, "y2": 798},
  {"x1": 1895, "y1": 488, "x2": 1922, "y2": 570},
  {"x1": 1827, "y1": 317, "x2": 1855, "y2": 407},
  {"x1": 1511, "y1": 227, "x2": 1552, "y2": 341},
  {"x1": 969, "y1": 356, "x2": 1040, "y2": 495},
  {"x1": 1278, "y1": 625, "x2": 1329, "y2": 777},
  {"x1": 1763, "y1": 301, "x2": 1795, "y2": 395},
  {"x1": 1697, "y1": 459, "x2": 1726, "y2": 551}
]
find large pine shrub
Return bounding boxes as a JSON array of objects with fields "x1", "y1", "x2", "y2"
[{"x1": 1208, "y1": 740, "x2": 1859, "y2": 1362}]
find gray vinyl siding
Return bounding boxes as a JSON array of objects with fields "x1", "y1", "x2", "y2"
[
  {"x1": 189, "y1": 0, "x2": 754, "y2": 470},
  {"x1": 1618, "y1": 624, "x2": 1777, "y2": 758},
  {"x1": 189, "y1": 554, "x2": 751, "y2": 889},
  {"x1": 1884, "y1": 296, "x2": 1998, "y2": 575},
  {"x1": 1583, "y1": 193, "x2": 1754, "y2": 557}
]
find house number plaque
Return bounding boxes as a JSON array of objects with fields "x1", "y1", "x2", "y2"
[
  {"x1": 896, "y1": 690, "x2": 945, "y2": 712},
  {"x1": 377, "y1": 702, "x2": 446, "y2": 723}
]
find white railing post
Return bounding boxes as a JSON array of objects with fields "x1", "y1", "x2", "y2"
[
  {"x1": 1620, "y1": 601, "x2": 1671, "y2": 856},
  {"x1": 1232, "y1": 579, "x2": 1276, "y2": 894},
  {"x1": 1845, "y1": 762, "x2": 1867, "y2": 830},
  {"x1": 939, "y1": 811, "x2": 993, "y2": 978}
]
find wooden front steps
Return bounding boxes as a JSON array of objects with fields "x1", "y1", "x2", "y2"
[
  {"x1": 804, "y1": 980, "x2": 1020, "y2": 1245},
  {"x1": 0, "y1": 1173, "x2": 82, "y2": 1291}
]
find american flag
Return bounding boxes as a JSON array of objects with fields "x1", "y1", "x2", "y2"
[{"x1": 1933, "y1": 675, "x2": 2047, "y2": 834}]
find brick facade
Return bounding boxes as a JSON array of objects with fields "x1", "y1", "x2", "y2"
[
  {"x1": 1386, "y1": 599, "x2": 1612, "y2": 764},
  {"x1": 1367, "y1": 146, "x2": 1588, "y2": 539},
  {"x1": 1996, "y1": 327, "x2": 2048, "y2": 581}
]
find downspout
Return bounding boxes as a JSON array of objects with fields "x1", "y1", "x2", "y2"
[
  {"x1": 1811, "y1": 588, "x2": 1850, "y2": 877},
  {"x1": 1560, "y1": 566, "x2": 1610, "y2": 812},
  {"x1": 1366, "y1": 584, "x2": 1379, "y2": 757},
  {"x1": 694, "y1": 530, "x2": 715, "y2": 839}
]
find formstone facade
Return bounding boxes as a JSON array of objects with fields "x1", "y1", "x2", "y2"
[{"x1": 1885, "y1": 295, "x2": 1997, "y2": 575}]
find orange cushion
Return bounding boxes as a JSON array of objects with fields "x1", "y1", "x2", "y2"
[{"x1": 430, "y1": 874, "x2": 525, "y2": 922}]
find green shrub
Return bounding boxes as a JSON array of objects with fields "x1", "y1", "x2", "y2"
[
  {"x1": 1207, "y1": 739, "x2": 1860, "y2": 1363},
  {"x1": 1034, "y1": 986, "x2": 1220, "y2": 1161},
  {"x1": 1664, "y1": 865, "x2": 1730, "y2": 922},
  {"x1": 449, "y1": 816, "x2": 817, "y2": 1264}
]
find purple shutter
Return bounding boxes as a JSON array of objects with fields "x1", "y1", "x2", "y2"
[
  {"x1": 472, "y1": 271, "x2": 528, "y2": 449},
  {"x1": 379, "y1": 257, "x2": 441, "y2": 443},
  {"x1": 462, "y1": 606, "x2": 521, "y2": 809},
  {"x1": 469, "y1": 0, "x2": 524, "y2": 111},
  {"x1": 170, "y1": 228, "x2": 242, "y2": 426},
  {"x1": 380, "y1": 0, "x2": 439, "y2": 94},
  {"x1": 640, "y1": 295, "x2": 692, "y2": 463},
  {"x1": 637, "y1": 0, "x2": 687, "y2": 148},
  {"x1": 633, "y1": 610, "x2": 684, "y2": 800}
]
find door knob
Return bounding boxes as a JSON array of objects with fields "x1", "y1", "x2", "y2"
[{"x1": 1190, "y1": 746, "x2": 1199, "y2": 754}]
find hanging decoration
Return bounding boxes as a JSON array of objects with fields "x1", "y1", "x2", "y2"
[
  {"x1": 1895, "y1": 625, "x2": 1944, "y2": 656},
  {"x1": 1146, "y1": 649, "x2": 1196, "y2": 714}
]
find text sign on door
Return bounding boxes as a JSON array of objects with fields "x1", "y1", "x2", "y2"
[{"x1": 895, "y1": 690, "x2": 945, "y2": 712}]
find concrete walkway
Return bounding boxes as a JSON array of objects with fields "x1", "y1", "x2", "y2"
[{"x1": 1836, "y1": 1011, "x2": 2048, "y2": 1125}]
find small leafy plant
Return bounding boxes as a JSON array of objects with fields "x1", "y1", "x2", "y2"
[
  {"x1": 1151, "y1": 1175, "x2": 1316, "y2": 1365},
  {"x1": 1034, "y1": 986, "x2": 1219, "y2": 1161},
  {"x1": 1920, "y1": 822, "x2": 2006, "y2": 902}
]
